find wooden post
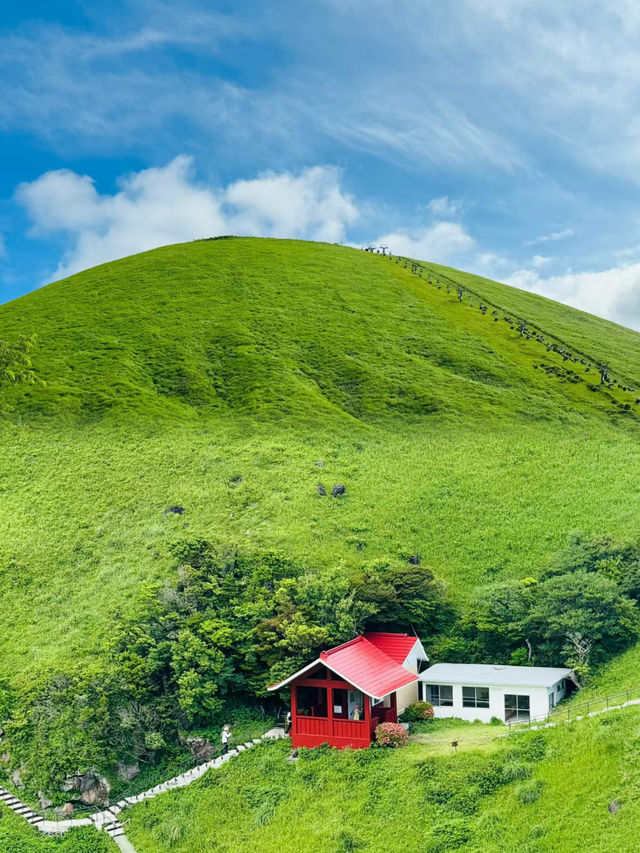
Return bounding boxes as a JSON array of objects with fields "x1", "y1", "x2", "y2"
[
  {"x1": 328, "y1": 686, "x2": 335, "y2": 740},
  {"x1": 290, "y1": 685, "x2": 297, "y2": 736}
]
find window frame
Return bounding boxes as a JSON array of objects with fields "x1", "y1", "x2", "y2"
[
  {"x1": 425, "y1": 684, "x2": 454, "y2": 707},
  {"x1": 462, "y1": 685, "x2": 490, "y2": 709},
  {"x1": 504, "y1": 693, "x2": 530, "y2": 722}
]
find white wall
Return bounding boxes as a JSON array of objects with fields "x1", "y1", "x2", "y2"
[{"x1": 421, "y1": 680, "x2": 567, "y2": 723}]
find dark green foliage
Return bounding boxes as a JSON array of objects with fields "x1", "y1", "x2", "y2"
[
  {"x1": 464, "y1": 548, "x2": 640, "y2": 677},
  {"x1": 1, "y1": 541, "x2": 446, "y2": 795},
  {"x1": 517, "y1": 779, "x2": 543, "y2": 805}
]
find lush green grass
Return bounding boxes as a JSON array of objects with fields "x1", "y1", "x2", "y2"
[
  {"x1": 125, "y1": 706, "x2": 640, "y2": 853},
  {"x1": 0, "y1": 808, "x2": 115, "y2": 853},
  {"x1": 2, "y1": 238, "x2": 640, "y2": 683},
  {"x1": 3, "y1": 237, "x2": 640, "y2": 847}
]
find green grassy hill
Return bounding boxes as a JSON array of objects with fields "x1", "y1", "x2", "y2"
[
  {"x1": 2, "y1": 236, "x2": 640, "y2": 849},
  {"x1": 125, "y1": 708, "x2": 640, "y2": 853},
  {"x1": 2, "y1": 237, "x2": 640, "y2": 682}
]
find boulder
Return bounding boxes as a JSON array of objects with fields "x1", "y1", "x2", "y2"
[
  {"x1": 37, "y1": 792, "x2": 53, "y2": 810},
  {"x1": 62, "y1": 770, "x2": 111, "y2": 806},
  {"x1": 317, "y1": 483, "x2": 326, "y2": 496},
  {"x1": 78, "y1": 771, "x2": 111, "y2": 806},
  {"x1": 314, "y1": 460, "x2": 325, "y2": 468},
  {"x1": 331, "y1": 484, "x2": 346, "y2": 498},
  {"x1": 54, "y1": 803, "x2": 74, "y2": 818},
  {"x1": 116, "y1": 762, "x2": 140, "y2": 782},
  {"x1": 183, "y1": 737, "x2": 214, "y2": 762},
  {"x1": 163, "y1": 505, "x2": 185, "y2": 516},
  {"x1": 11, "y1": 769, "x2": 22, "y2": 788}
]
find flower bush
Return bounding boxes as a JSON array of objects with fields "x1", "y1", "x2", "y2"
[
  {"x1": 375, "y1": 722, "x2": 409, "y2": 748},
  {"x1": 399, "y1": 701, "x2": 434, "y2": 722}
]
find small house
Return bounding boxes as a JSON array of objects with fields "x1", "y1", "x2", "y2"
[
  {"x1": 268, "y1": 632, "x2": 428, "y2": 749},
  {"x1": 419, "y1": 663, "x2": 576, "y2": 723}
]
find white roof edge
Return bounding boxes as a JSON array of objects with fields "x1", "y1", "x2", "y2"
[
  {"x1": 403, "y1": 636, "x2": 429, "y2": 665},
  {"x1": 267, "y1": 658, "x2": 322, "y2": 691}
]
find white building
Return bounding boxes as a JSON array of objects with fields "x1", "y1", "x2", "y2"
[{"x1": 418, "y1": 663, "x2": 575, "y2": 723}]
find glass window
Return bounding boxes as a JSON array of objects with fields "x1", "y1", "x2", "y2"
[
  {"x1": 426, "y1": 684, "x2": 453, "y2": 706},
  {"x1": 296, "y1": 685, "x2": 328, "y2": 718},
  {"x1": 462, "y1": 686, "x2": 490, "y2": 708},
  {"x1": 504, "y1": 694, "x2": 530, "y2": 722}
]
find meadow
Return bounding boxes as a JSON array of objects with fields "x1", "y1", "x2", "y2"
[
  {"x1": 2, "y1": 237, "x2": 640, "y2": 848},
  {"x1": 125, "y1": 707, "x2": 640, "y2": 853}
]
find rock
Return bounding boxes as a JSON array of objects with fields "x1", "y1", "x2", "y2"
[
  {"x1": 61, "y1": 773, "x2": 81, "y2": 793},
  {"x1": 37, "y1": 791, "x2": 53, "y2": 810},
  {"x1": 78, "y1": 771, "x2": 111, "y2": 806},
  {"x1": 116, "y1": 762, "x2": 140, "y2": 782},
  {"x1": 408, "y1": 554, "x2": 421, "y2": 565},
  {"x1": 609, "y1": 800, "x2": 620, "y2": 814},
  {"x1": 163, "y1": 505, "x2": 185, "y2": 516},
  {"x1": 11, "y1": 769, "x2": 22, "y2": 788},
  {"x1": 314, "y1": 460, "x2": 324, "y2": 467},
  {"x1": 62, "y1": 770, "x2": 110, "y2": 806},
  {"x1": 54, "y1": 803, "x2": 74, "y2": 818},
  {"x1": 317, "y1": 483, "x2": 326, "y2": 496},
  {"x1": 331, "y1": 484, "x2": 346, "y2": 498},
  {"x1": 0, "y1": 753, "x2": 9, "y2": 763},
  {"x1": 184, "y1": 737, "x2": 214, "y2": 762}
]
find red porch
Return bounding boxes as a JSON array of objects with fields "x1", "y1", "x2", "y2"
[
  {"x1": 290, "y1": 666, "x2": 398, "y2": 749},
  {"x1": 269, "y1": 633, "x2": 422, "y2": 749}
]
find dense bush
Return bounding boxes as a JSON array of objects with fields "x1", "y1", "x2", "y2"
[
  {"x1": 374, "y1": 722, "x2": 409, "y2": 748},
  {"x1": 399, "y1": 701, "x2": 434, "y2": 722},
  {"x1": 1, "y1": 540, "x2": 445, "y2": 795}
]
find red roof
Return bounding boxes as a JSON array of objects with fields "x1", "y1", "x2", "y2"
[
  {"x1": 364, "y1": 632, "x2": 419, "y2": 665},
  {"x1": 268, "y1": 633, "x2": 419, "y2": 698},
  {"x1": 321, "y1": 636, "x2": 417, "y2": 697}
]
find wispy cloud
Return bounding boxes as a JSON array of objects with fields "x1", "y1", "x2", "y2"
[{"x1": 525, "y1": 229, "x2": 575, "y2": 247}]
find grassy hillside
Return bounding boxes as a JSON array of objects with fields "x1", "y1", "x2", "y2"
[
  {"x1": 0, "y1": 809, "x2": 115, "y2": 853},
  {"x1": 125, "y1": 707, "x2": 640, "y2": 853},
  {"x1": 2, "y1": 238, "x2": 640, "y2": 685}
]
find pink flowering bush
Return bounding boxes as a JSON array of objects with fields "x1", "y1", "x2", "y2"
[
  {"x1": 375, "y1": 722, "x2": 409, "y2": 748},
  {"x1": 399, "y1": 701, "x2": 435, "y2": 723}
]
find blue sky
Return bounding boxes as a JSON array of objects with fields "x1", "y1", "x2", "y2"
[{"x1": 4, "y1": 1, "x2": 640, "y2": 327}]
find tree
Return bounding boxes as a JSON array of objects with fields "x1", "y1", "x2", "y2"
[{"x1": 527, "y1": 570, "x2": 640, "y2": 672}]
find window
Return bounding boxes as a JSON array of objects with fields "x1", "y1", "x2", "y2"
[
  {"x1": 462, "y1": 686, "x2": 490, "y2": 708},
  {"x1": 556, "y1": 680, "x2": 564, "y2": 693},
  {"x1": 504, "y1": 694, "x2": 530, "y2": 722},
  {"x1": 296, "y1": 685, "x2": 328, "y2": 718},
  {"x1": 425, "y1": 684, "x2": 453, "y2": 707}
]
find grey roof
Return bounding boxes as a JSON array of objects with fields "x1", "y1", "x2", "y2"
[{"x1": 421, "y1": 663, "x2": 573, "y2": 688}]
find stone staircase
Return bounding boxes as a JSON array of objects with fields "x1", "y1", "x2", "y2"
[{"x1": 0, "y1": 727, "x2": 286, "y2": 851}]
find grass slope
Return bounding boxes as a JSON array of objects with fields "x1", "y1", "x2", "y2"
[
  {"x1": 2, "y1": 238, "x2": 640, "y2": 684},
  {"x1": 0, "y1": 808, "x2": 115, "y2": 853},
  {"x1": 126, "y1": 708, "x2": 640, "y2": 853}
]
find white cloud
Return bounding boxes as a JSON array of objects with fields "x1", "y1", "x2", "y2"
[
  {"x1": 532, "y1": 254, "x2": 553, "y2": 269},
  {"x1": 506, "y1": 262, "x2": 640, "y2": 330},
  {"x1": 375, "y1": 222, "x2": 475, "y2": 264},
  {"x1": 15, "y1": 158, "x2": 358, "y2": 280},
  {"x1": 525, "y1": 228, "x2": 574, "y2": 247},
  {"x1": 427, "y1": 196, "x2": 462, "y2": 218}
]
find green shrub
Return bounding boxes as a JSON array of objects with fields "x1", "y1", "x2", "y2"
[
  {"x1": 502, "y1": 760, "x2": 532, "y2": 783},
  {"x1": 517, "y1": 779, "x2": 543, "y2": 805},
  {"x1": 399, "y1": 701, "x2": 434, "y2": 722}
]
